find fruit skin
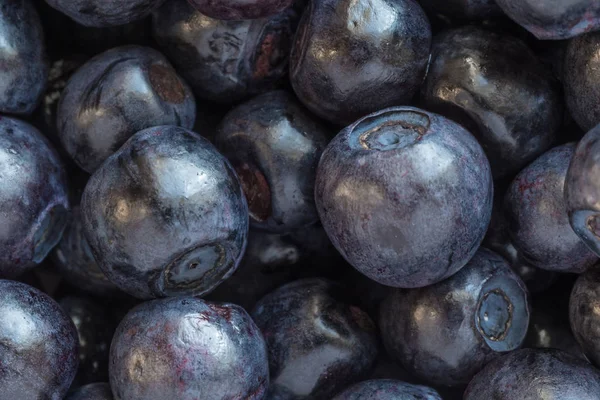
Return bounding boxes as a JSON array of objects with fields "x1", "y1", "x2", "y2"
[
  {"x1": 421, "y1": 26, "x2": 562, "y2": 179},
  {"x1": 57, "y1": 45, "x2": 196, "y2": 173},
  {"x1": 418, "y1": 0, "x2": 501, "y2": 20},
  {"x1": 332, "y1": 379, "x2": 442, "y2": 400},
  {"x1": 505, "y1": 143, "x2": 598, "y2": 273},
  {"x1": 45, "y1": 0, "x2": 166, "y2": 27},
  {"x1": 67, "y1": 383, "x2": 113, "y2": 400},
  {"x1": 187, "y1": 0, "x2": 295, "y2": 20},
  {"x1": 464, "y1": 348, "x2": 600, "y2": 400},
  {"x1": 0, "y1": 280, "x2": 78, "y2": 400},
  {"x1": 252, "y1": 278, "x2": 378, "y2": 399},
  {"x1": 0, "y1": 117, "x2": 69, "y2": 278},
  {"x1": 495, "y1": 0, "x2": 600, "y2": 40},
  {"x1": 216, "y1": 90, "x2": 329, "y2": 233},
  {"x1": 81, "y1": 125, "x2": 249, "y2": 299},
  {"x1": 564, "y1": 32, "x2": 600, "y2": 132},
  {"x1": 152, "y1": 0, "x2": 298, "y2": 104},
  {"x1": 52, "y1": 207, "x2": 121, "y2": 297},
  {"x1": 569, "y1": 267, "x2": 600, "y2": 367},
  {"x1": 315, "y1": 106, "x2": 493, "y2": 288},
  {"x1": 380, "y1": 248, "x2": 530, "y2": 386},
  {"x1": 109, "y1": 297, "x2": 269, "y2": 400},
  {"x1": 289, "y1": 0, "x2": 431, "y2": 126},
  {"x1": 565, "y1": 124, "x2": 600, "y2": 257}
]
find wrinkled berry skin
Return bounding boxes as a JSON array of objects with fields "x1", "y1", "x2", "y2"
[
  {"x1": 464, "y1": 349, "x2": 600, "y2": 400},
  {"x1": 52, "y1": 207, "x2": 121, "y2": 297},
  {"x1": 332, "y1": 379, "x2": 442, "y2": 400},
  {"x1": 380, "y1": 248, "x2": 530, "y2": 386},
  {"x1": 45, "y1": 0, "x2": 165, "y2": 27},
  {"x1": 81, "y1": 126, "x2": 249, "y2": 299},
  {"x1": 0, "y1": 0, "x2": 48, "y2": 115},
  {"x1": 315, "y1": 107, "x2": 493, "y2": 288},
  {"x1": 188, "y1": 0, "x2": 295, "y2": 20},
  {"x1": 418, "y1": 0, "x2": 501, "y2": 20},
  {"x1": 60, "y1": 297, "x2": 117, "y2": 387},
  {"x1": 495, "y1": 0, "x2": 600, "y2": 40},
  {"x1": 216, "y1": 91, "x2": 329, "y2": 233},
  {"x1": 0, "y1": 280, "x2": 78, "y2": 400},
  {"x1": 565, "y1": 124, "x2": 600, "y2": 257},
  {"x1": 290, "y1": 0, "x2": 431, "y2": 126},
  {"x1": 0, "y1": 117, "x2": 69, "y2": 278},
  {"x1": 67, "y1": 383, "x2": 113, "y2": 400},
  {"x1": 564, "y1": 32, "x2": 600, "y2": 132},
  {"x1": 505, "y1": 144, "x2": 598, "y2": 273},
  {"x1": 58, "y1": 45, "x2": 196, "y2": 173},
  {"x1": 110, "y1": 297, "x2": 268, "y2": 400},
  {"x1": 421, "y1": 26, "x2": 562, "y2": 179},
  {"x1": 152, "y1": 0, "x2": 298, "y2": 104},
  {"x1": 569, "y1": 267, "x2": 600, "y2": 367},
  {"x1": 252, "y1": 278, "x2": 378, "y2": 399}
]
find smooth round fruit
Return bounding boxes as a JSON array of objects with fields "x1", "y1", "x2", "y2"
[
  {"x1": 570, "y1": 267, "x2": 600, "y2": 367},
  {"x1": 187, "y1": 0, "x2": 295, "y2": 20},
  {"x1": 45, "y1": 0, "x2": 166, "y2": 27}
]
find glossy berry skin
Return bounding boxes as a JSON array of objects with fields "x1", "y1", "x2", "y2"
[
  {"x1": 464, "y1": 349, "x2": 600, "y2": 400},
  {"x1": 565, "y1": 124, "x2": 600, "y2": 257},
  {"x1": 569, "y1": 267, "x2": 600, "y2": 367},
  {"x1": 418, "y1": 0, "x2": 501, "y2": 20},
  {"x1": 81, "y1": 126, "x2": 249, "y2": 299},
  {"x1": 67, "y1": 383, "x2": 113, "y2": 400},
  {"x1": 0, "y1": 117, "x2": 69, "y2": 278},
  {"x1": 188, "y1": 0, "x2": 295, "y2": 20},
  {"x1": 45, "y1": 0, "x2": 165, "y2": 27},
  {"x1": 216, "y1": 91, "x2": 329, "y2": 234},
  {"x1": 109, "y1": 297, "x2": 268, "y2": 400},
  {"x1": 564, "y1": 32, "x2": 600, "y2": 132},
  {"x1": 421, "y1": 26, "x2": 562, "y2": 179},
  {"x1": 0, "y1": 0, "x2": 48, "y2": 115},
  {"x1": 495, "y1": 0, "x2": 600, "y2": 40},
  {"x1": 332, "y1": 379, "x2": 442, "y2": 400},
  {"x1": 505, "y1": 144, "x2": 598, "y2": 273},
  {"x1": 0, "y1": 280, "x2": 78, "y2": 400},
  {"x1": 152, "y1": 0, "x2": 298, "y2": 104},
  {"x1": 315, "y1": 107, "x2": 493, "y2": 288},
  {"x1": 380, "y1": 248, "x2": 530, "y2": 386},
  {"x1": 58, "y1": 45, "x2": 196, "y2": 173},
  {"x1": 252, "y1": 278, "x2": 378, "y2": 399},
  {"x1": 52, "y1": 207, "x2": 121, "y2": 297},
  {"x1": 60, "y1": 297, "x2": 116, "y2": 387},
  {"x1": 290, "y1": 0, "x2": 431, "y2": 126}
]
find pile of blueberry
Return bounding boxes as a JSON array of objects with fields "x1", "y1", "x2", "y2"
[{"x1": 4, "y1": 0, "x2": 600, "y2": 399}]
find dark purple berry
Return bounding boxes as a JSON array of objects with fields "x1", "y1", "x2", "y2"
[
  {"x1": 67, "y1": 383, "x2": 113, "y2": 400},
  {"x1": 45, "y1": 0, "x2": 165, "y2": 27},
  {"x1": 332, "y1": 379, "x2": 442, "y2": 400},
  {"x1": 187, "y1": 0, "x2": 295, "y2": 20},
  {"x1": 569, "y1": 267, "x2": 600, "y2": 367}
]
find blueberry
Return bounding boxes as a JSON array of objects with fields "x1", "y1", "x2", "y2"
[
  {"x1": 505, "y1": 143, "x2": 598, "y2": 273},
  {"x1": 380, "y1": 248, "x2": 530, "y2": 386},
  {"x1": 0, "y1": 0, "x2": 48, "y2": 115},
  {"x1": 81, "y1": 125, "x2": 249, "y2": 299},
  {"x1": 569, "y1": 267, "x2": 600, "y2": 367},
  {"x1": 0, "y1": 280, "x2": 78, "y2": 399},
  {"x1": 464, "y1": 348, "x2": 600, "y2": 399},
  {"x1": 332, "y1": 379, "x2": 442, "y2": 400},
  {"x1": 315, "y1": 107, "x2": 493, "y2": 288},
  {"x1": 52, "y1": 207, "x2": 121, "y2": 297},
  {"x1": 216, "y1": 90, "x2": 330, "y2": 233},
  {"x1": 59, "y1": 296, "x2": 117, "y2": 387},
  {"x1": 495, "y1": 0, "x2": 600, "y2": 40},
  {"x1": 251, "y1": 278, "x2": 379, "y2": 399},
  {"x1": 109, "y1": 297, "x2": 268, "y2": 400},
  {"x1": 45, "y1": 0, "x2": 165, "y2": 27},
  {"x1": 188, "y1": 0, "x2": 295, "y2": 20},
  {"x1": 0, "y1": 117, "x2": 69, "y2": 278},
  {"x1": 565, "y1": 124, "x2": 600, "y2": 257},
  {"x1": 289, "y1": 0, "x2": 431, "y2": 126},
  {"x1": 67, "y1": 383, "x2": 113, "y2": 400},
  {"x1": 564, "y1": 32, "x2": 600, "y2": 132},
  {"x1": 152, "y1": 0, "x2": 298, "y2": 104},
  {"x1": 57, "y1": 45, "x2": 196, "y2": 173},
  {"x1": 421, "y1": 26, "x2": 562, "y2": 179},
  {"x1": 418, "y1": 0, "x2": 502, "y2": 20}
]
